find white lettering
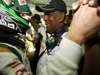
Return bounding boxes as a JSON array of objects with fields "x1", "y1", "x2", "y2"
[
  {"x1": 4, "y1": 16, "x2": 12, "y2": 22},
  {"x1": 0, "y1": 19, "x2": 7, "y2": 26},
  {"x1": 0, "y1": 14, "x2": 16, "y2": 30},
  {"x1": 8, "y1": 23, "x2": 15, "y2": 29}
]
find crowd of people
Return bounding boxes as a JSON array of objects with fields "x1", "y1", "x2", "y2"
[{"x1": 0, "y1": 0, "x2": 100, "y2": 75}]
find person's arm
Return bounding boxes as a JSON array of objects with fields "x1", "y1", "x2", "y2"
[
  {"x1": 37, "y1": 36, "x2": 83, "y2": 75},
  {"x1": 37, "y1": 4, "x2": 100, "y2": 75},
  {"x1": 0, "y1": 52, "x2": 32, "y2": 75},
  {"x1": 67, "y1": 4, "x2": 100, "y2": 45}
]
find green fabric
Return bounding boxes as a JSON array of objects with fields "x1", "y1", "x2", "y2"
[
  {"x1": 0, "y1": 1, "x2": 29, "y2": 29},
  {"x1": 16, "y1": 5, "x2": 32, "y2": 14}
]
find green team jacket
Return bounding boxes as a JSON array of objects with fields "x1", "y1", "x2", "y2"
[{"x1": 0, "y1": 2, "x2": 33, "y2": 75}]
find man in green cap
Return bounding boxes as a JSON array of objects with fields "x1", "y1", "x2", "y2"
[
  {"x1": 0, "y1": 0, "x2": 33, "y2": 75},
  {"x1": 35, "y1": 0, "x2": 70, "y2": 75},
  {"x1": 36, "y1": 0, "x2": 68, "y2": 53},
  {"x1": 34, "y1": 0, "x2": 100, "y2": 75}
]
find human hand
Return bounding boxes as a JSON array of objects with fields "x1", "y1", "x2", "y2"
[
  {"x1": 72, "y1": 0, "x2": 99, "y2": 11},
  {"x1": 72, "y1": 0, "x2": 86, "y2": 10},
  {"x1": 67, "y1": 5, "x2": 100, "y2": 44}
]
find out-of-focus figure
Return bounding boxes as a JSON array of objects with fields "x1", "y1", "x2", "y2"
[{"x1": 0, "y1": 0, "x2": 33, "y2": 75}]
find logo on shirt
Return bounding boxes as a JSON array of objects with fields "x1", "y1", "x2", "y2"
[{"x1": 0, "y1": 12, "x2": 18, "y2": 31}]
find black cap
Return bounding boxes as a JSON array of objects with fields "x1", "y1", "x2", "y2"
[{"x1": 36, "y1": 0, "x2": 67, "y2": 13}]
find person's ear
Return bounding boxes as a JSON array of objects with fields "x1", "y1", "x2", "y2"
[{"x1": 59, "y1": 13, "x2": 65, "y2": 22}]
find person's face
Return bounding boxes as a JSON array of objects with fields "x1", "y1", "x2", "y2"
[{"x1": 43, "y1": 11, "x2": 65, "y2": 33}]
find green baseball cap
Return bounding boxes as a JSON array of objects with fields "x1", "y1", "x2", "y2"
[{"x1": 36, "y1": 0, "x2": 67, "y2": 13}]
